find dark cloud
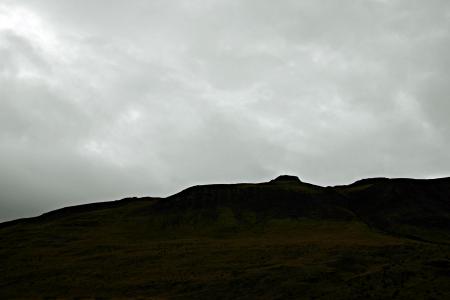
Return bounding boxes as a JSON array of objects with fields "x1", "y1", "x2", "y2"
[{"x1": 0, "y1": 0, "x2": 449, "y2": 221}]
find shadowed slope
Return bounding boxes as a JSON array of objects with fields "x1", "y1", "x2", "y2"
[
  {"x1": 1, "y1": 176, "x2": 450, "y2": 299},
  {"x1": 157, "y1": 178, "x2": 354, "y2": 221},
  {"x1": 2, "y1": 176, "x2": 450, "y2": 242},
  {"x1": 338, "y1": 177, "x2": 450, "y2": 243}
]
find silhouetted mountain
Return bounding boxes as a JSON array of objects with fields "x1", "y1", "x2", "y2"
[
  {"x1": 339, "y1": 177, "x2": 450, "y2": 243},
  {"x1": 1, "y1": 176, "x2": 450, "y2": 299}
]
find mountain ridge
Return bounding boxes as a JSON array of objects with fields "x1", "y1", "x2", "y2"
[
  {"x1": 2, "y1": 175, "x2": 450, "y2": 244},
  {"x1": 1, "y1": 175, "x2": 450, "y2": 299}
]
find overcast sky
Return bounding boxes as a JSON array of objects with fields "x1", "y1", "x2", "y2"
[{"x1": 1, "y1": 0, "x2": 449, "y2": 221}]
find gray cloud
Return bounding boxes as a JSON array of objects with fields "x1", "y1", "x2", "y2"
[{"x1": 0, "y1": 0, "x2": 449, "y2": 221}]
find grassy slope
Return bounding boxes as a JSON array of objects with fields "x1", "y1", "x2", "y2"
[{"x1": 1, "y1": 178, "x2": 450, "y2": 299}]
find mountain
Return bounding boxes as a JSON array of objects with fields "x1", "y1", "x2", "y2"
[{"x1": 1, "y1": 176, "x2": 450, "y2": 299}]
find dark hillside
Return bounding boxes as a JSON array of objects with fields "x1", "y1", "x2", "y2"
[
  {"x1": 338, "y1": 178, "x2": 450, "y2": 243},
  {"x1": 158, "y1": 176, "x2": 354, "y2": 221},
  {"x1": 1, "y1": 176, "x2": 450, "y2": 299}
]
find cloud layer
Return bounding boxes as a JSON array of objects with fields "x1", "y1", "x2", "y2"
[{"x1": 1, "y1": 0, "x2": 449, "y2": 221}]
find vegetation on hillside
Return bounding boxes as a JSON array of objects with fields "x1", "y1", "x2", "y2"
[{"x1": 1, "y1": 176, "x2": 449, "y2": 299}]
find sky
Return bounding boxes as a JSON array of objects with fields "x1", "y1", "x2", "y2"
[{"x1": 0, "y1": 0, "x2": 449, "y2": 221}]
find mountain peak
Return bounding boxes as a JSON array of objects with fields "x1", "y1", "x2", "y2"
[
  {"x1": 270, "y1": 175, "x2": 302, "y2": 183},
  {"x1": 351, "y1": 177, "x2": 389, "y2": 185}
]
